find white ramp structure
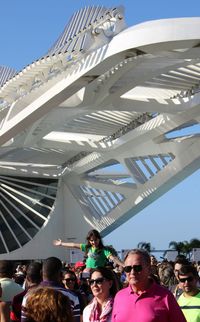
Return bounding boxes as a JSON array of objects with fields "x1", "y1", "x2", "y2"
[{"x1": 0, "y1": 6, "x2": 200, "y2": 260}]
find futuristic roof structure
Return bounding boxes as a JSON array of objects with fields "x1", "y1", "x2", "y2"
[{"x1": 0, "y1": 6, "x2": 200, "y2": 258}]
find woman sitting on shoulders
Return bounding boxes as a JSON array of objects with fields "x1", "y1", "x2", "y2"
[{"x1": 53, "y1": 229, "x2": 124, "y2": 271}]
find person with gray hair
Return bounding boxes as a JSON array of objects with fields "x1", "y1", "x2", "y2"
[{"x1": 112, "y1": 248, "x2": 187, "y2": 322}]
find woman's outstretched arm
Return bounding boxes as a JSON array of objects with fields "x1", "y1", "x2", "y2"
[{"x1": 53, "y1": 238, "x2": 81, "y2": 249}]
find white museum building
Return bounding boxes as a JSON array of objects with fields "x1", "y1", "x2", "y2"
[{"x1": 0, "y1": 5, "x2": 200, "y2": 261}]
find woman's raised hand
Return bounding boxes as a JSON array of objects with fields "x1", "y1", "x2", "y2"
[{"x1": 53, "y1": 238, "x2": 62, "y2": 246}]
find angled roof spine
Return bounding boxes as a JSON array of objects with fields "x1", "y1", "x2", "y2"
[
  {"x1": 46, "y1": 6, "x2": 119, "y2": 56},
  {"x1": 0, "y1": 66, "x2": 17, "y2": 87}
]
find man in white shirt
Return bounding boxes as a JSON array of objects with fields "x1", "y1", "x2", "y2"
[{"x1": 0, "y1": 260, "x2": 23, "y2": 303}]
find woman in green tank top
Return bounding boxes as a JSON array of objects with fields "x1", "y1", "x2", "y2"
[{"x1": 53, "y1": 229, "x2": 124, "y2": 271}]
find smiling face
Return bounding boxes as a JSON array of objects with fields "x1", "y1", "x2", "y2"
[
  {"x1": 89, "y1": 237, "x2": 100, "y2": 248},
  {"x1": 178, "y1": 273, "x2": 198, "y2": 295},
  {"x1": 89, "y1": 271, "x2": 112, "y2": 301},
  {"x1": 63, "y1": 272, "x2": 76, "y2": 291},
  {"x1": 124, "y1": 253, "x2": 151, "y2": 292}
]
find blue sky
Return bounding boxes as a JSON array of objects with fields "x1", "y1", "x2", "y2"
[{"x1": 1, "y1": 0, "x2": 200, "y2": 257}]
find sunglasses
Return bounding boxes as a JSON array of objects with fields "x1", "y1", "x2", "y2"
[
  {"x1": 89, "y1": 277, "x2": 106, "y2": 286},
  {"x1": 179, "y1": 276, "x2": 194, "y2": 283},
  {"x1": 64, "y1": 278, "x2": 76, "y2": 282},
  {"x1": 124, "y1": 265, "x2": 143, "y2": 273}
]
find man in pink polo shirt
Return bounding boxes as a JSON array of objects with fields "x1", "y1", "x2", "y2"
[{"x1": 112, "y1": 249, "x2": 186, "y2": 322}]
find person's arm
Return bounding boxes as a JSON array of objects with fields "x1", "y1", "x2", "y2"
[
  {"x1": 53, "y1": 239, "x2": 81, "y2": 249},
  {"x1": 108, "y1": 254, "x2": 125, "y2": 268},
  {"x1": 0, "y1": 301, "x2": 10, "y2": 322}
]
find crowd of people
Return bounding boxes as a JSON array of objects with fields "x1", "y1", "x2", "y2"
[{"x1": 0, "y1": 229, "x2": 199, "y2": 322}]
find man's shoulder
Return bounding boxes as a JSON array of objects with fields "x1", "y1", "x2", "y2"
[
  {"x1": 0, "y1": 278, "x2": 23, "y2": 290},
  {"x1": 177, "y1": 293, "x2": 185, "y2": 304},
  {"x1": 13, "y1": 289, "x2": 27, "y2": 302},
  {"x1": 60, "y1": 288, "x2": 79, "y2": 299},
  {"x1": 195, "y1": 290, "x2": 200, "y2": 299},
  {"x1": 51, "y1": 286, "x2": 80, "y2": 305},
  {"x1": 151, "y1": 281, "x2": 173, "y2": 294},
  {"x1": 179, "y1": 290, "x2": 200, "y2": 302},
  {"x1": 0, "y1": 277, "x2": 12, "y2": 284},
  {"x1": 115, "y1": 286, "x2": 130, "y2": 298}
]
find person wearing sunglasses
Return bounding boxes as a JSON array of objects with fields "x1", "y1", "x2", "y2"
[
  {"x1": 169, "y1": 257, "x2": 190, "y2": 300},
  {"x1": 63, "y1": 269, "x2": 88, "y2": 315},
  {"x1": 112, "y1": 248, "x2": 187, "y2": 322},
  {"x1": 53, "y1": 230, "x2": 124, "y2": 271},
  {"x1": 177, "y1": 265, "x2": 200, "y2": 322},
  {"x1": 83, "y1": 267, "x2": 119, "y2": 322},
  {"x1": 63, "y1": 270, "x2": 80, "y2": 292}
]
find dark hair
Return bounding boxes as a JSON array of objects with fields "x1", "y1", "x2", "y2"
[
  {"x1": 83, "y1": 230, "x2": 105, "y2": 264},
  {"x1": 90, "y1": 267, "x2": 119, "y2": 297},
  {"x1": 0, "y1": 260, "x2": 14, "y2": 278},
  {"x1": 86, "y1": 230, "x2": 104, "y2": 249},
  {"x1": 178, "y1": 265, "x2": 199, "y2": 279},
  {"x1": 175, "y1": 256, "x2": 190, "y2": 265},
  {"x1": 26, "y1": 262, "x2": 42, "y2": 284},
  {"x1": 124, "y1": 249, "x2": 151, "y2": 266},
  {"x1": 63, "y1": 269, "x2": 79, "y2": 290},
  {"x1": 42, "y1": 257, "x2": 62, "y2": 280}
]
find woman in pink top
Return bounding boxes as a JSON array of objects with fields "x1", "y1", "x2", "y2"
[{"x1": 83, "y1": 267, "x2": 119, "y2": 322}]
